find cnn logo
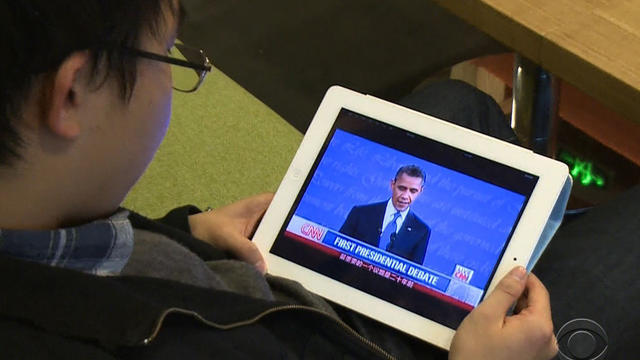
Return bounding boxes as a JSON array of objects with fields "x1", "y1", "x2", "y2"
[{"x1": 301, "y1": 223, "x2": 325, "y2": 241}]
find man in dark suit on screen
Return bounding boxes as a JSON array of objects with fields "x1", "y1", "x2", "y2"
[{"x1": 339, "y1": 165, "x2": 430, "y2": 264}]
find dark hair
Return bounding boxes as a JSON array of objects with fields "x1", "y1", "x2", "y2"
[
  {"x1": 394, "y1": 165, "x2": 426, "y2": 185},
  {"x1": 0, "y1": 0, "x2": 179, "y2": 167}
]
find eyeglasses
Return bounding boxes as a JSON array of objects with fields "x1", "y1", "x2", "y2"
[{"x1": 124, "y1": 41, "x2": 212, "y2": 93}]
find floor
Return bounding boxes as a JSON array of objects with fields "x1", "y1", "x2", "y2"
[{"x1": 180, "y1": 0, "x2": 505, "y2": 132}]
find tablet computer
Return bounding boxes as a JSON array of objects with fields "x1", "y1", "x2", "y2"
[{"x1": 253, "y1": 86, "x2": 569, "y2": 350}]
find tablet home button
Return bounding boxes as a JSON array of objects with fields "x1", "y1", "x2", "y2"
[
  {"x1": 291, "y1": 168, "x2": 303, "y2": 180},
  {"x1": 567, "y1": 330, "x2": 596, "y2": 359}
]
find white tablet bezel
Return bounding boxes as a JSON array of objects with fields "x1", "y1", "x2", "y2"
[{"x1": 253, "y1": 85, "x2": 569, "y2": 350}]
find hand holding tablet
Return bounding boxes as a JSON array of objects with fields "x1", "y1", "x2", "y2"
[
  {"x1": 451, "y1": 268, "x2": 558, "y2": 360},
  {"x1": 253, "y1": 86, "x2": 570, "y2": 350},
  {"x1": 189, "y1": 193, "x2": 273, "y2": 274}
]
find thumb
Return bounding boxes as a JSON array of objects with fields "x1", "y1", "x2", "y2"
[{"x1": 480, "y1": 266, "x2": 527, "y2": 317}]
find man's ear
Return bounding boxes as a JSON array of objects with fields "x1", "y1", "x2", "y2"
[{"x1": 44, "y1": 51, "x2": 91, "y2": 139}]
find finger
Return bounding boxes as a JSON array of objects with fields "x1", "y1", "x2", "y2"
[
  {"x1": 519, "y1": 273, "x2": 552, "y2": 319},
  {"x1": 222, "y1": 232, "x2": 267, "y2": 274},
  {"x1": 245, "y1": 193, "x2": 274, "y2": 236},
  {"x1": 522, "y1": 274, "x2": 557, "y2": 359},
  {"x1": 216, "y1": 193, "x2": 273, "y2": 219},
  {"x1": 251, "y1": 192, "x2": 275, "y2": 209},
  {"x1": 479, "y1": 266, "x2": 528, "y2": 319},
  {"x1": 237, "y1": 193, "x2": 273, "y2": 215},
  {"x1": 513, "y1": 288, "x2": 529, "y2": 314},
  {"x1": 513, "y1": 298, "x2": 526, "y2": 314}
]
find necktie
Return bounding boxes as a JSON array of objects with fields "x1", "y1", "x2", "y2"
[{"x1": 379, "y1": 211, "x2": 401, "y2": 251}]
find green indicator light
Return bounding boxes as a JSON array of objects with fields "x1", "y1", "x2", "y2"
[{"x1": 558, "y1": 150, "x2": 606, "y2": 188}]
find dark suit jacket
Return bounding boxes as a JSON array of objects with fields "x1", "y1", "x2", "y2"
[{"x1": 339, "y1": 201, "x2": 430, "y2": 264}]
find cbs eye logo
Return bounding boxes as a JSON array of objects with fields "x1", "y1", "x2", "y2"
[{"x1": 556, "y1": 318, "x2": 608, "y2": 360}]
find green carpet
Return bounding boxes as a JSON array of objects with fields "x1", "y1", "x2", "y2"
[{"x1": 123, "y1": 68, "x2": 302, "y2": 217}]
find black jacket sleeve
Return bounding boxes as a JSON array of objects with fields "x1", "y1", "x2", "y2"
[
  {"x1": 154, "y1": 205, "x2": 202, "y2": 234},
  {"x1": 126, "y1": 206, "x2": 228, "y2": 262}
]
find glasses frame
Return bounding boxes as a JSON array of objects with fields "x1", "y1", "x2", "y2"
[{"x1": 124, "y1": 43, "x2": 212, "y2": 92}]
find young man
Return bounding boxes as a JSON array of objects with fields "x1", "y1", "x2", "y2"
[{"x1": 0, "y1": 1, "x2": 557, "y2": 359}]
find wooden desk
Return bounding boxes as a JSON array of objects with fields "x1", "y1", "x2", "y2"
[{"x1": 432, "y1": 0, "x2": 640, "y2": 127}]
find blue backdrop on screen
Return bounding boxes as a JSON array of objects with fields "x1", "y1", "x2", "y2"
[{"x1": 293, "y1": 129, "x2": 526, "y2": 289}]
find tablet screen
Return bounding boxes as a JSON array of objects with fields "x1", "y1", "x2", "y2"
[{"x1": 269, "y1": 108, "x2": 539, "y2": 329}]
